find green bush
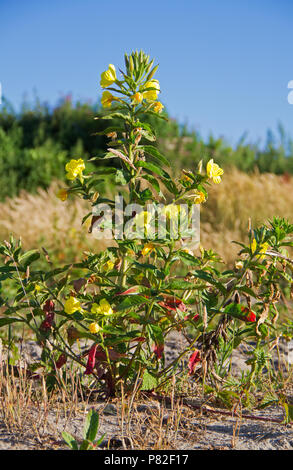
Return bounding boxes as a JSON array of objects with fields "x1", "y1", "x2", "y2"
[{"x1": 0, "y1": 96, "x2": 293, "y2": 201}]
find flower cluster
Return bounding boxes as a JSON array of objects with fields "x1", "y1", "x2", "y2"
[{"x1": 99, "y1": 53, "x2": 164, "y2": 114}]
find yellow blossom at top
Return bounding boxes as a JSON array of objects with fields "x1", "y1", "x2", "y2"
[
  {"x1": 64, "y1": 296, "x2": 82, "y2": 315},
  {"x1": 100, "y1": 64, "x2": 117, "y2": 88},
  {"x1": 57, "y1": 188, "x2": 68, "y2": 201},
  {"x1": 89, "y1": 322, "x2": 100, "y2": 334},
  {"x1": 141, "y1": 242, "x2": 155, "y2": 256},
  {"x1": 132, "y1": 92, "x2": 143, "y2": 104},
  {"x1": 153, "y1": 101, "x2": 164, "y2": 113},
  {"x1": 251, "y1": 239, "x2": 269, "y2": 260},
  {"x1": 143, "y1": 79, "x2": 160, "y2": 101},
  {"x1": 91, "y1": 298, "x2": 113, "y2": 316},
  {"x1": 206, "y1": 159, "x2": 224, "y2": 184},
  {"x1": 193, "y1": 191, "x2": 206, "y2": 204},
  {"x1": 101, "y1": 91, "x2": 116, "y2": 108},
  {"x1": 65, "y1": 159, "x2": 85, "y2": 181}
]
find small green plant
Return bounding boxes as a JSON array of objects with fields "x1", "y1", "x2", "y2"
[{"x1": 62, "y1": 408, "x2": 105, "y2": 450}]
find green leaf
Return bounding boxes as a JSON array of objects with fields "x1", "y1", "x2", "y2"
[
  {"x1": 94, "y1": 167, "x2": 118, "y2": 175},
  {"x1": 117, "y1": 295, "x2": 148, "y2": 311},
  {"x1": 79, "y1": 439, "x2": 90, "y2": 450},
  {"x1": 191, "y1": 270, "x2": 227, "y2": 295},
  {"x1": 0, "y1": 318, "x2": 24, "y2": 327},
  {"x1": 283, "y1": 403, "x2": 293, "y2": 424},
  {"x1": 95, "y1": 433, "x2": 106, "y2": 446},
  {"x1": 83, "y1": 408, "x2": 99, "y2": 442},
  {"x1": 160, "y1": 177, "x2": 179, "y2": 195},
  {"x1": 44, "y1": 265, "x2": 72, "y2": 280},
  {"x1": 177, "y1": 251, "x2": 200, "y2": 266},
  {"x1": 141, "y1": 370, "x2": 158, "y2": 391},
  {"x1": 73, "y1": 311, "x2": 84, "y2": 321},
  {"x1": 139, "y1": 188, "x2": 153, "y2": 202},
  {"x1": 147, "y1": 324, "x2": 163, "y2": 345},
  {"x1": 224, "y1": 303, "x2": 243, "y2": 319},
  {"x1": 92, "y1": 126, "x2": 124, "y2": 136},
  {"x1": 98, "y1": 112, "x2": 131, "y2": 122},
  {"x1": 142, "y1": 174, "x2": 160, "y2": 194},
  {"x1": 136, "y1": 161, "x2": 170, "y2": 179},
  {"x1": 141, "y1": 145, "x2": 170, "y2": 167},
  {"x1": 62, "y1": 431, "x2": 78, "y2": 450},
  {"x1": 19, "y1": 250, "x2": 40, "y2": 267},
  {"x1": 0, "y1": 266, "x2": 17, "y2": 273}
]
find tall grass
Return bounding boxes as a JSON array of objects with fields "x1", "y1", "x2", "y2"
[{"x1": 0, "y1": 170, "x2": 292, "y2": 265}]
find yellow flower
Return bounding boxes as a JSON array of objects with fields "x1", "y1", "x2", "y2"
[
  {"x1": 65, "y1": 159, "x2": 85, "y2": 181},
  {"x1": 134, "y1": 211, "x2": 152, "y2": 230},
  {"x1": 89, "y1": 322, "x2": 100, "y2": 334},
  {"x1": 91, "y1": 298, "x2": 113, "y2": 316},
  {"x1": 206, "y1": 159, "x2": 224, "y2": 184},
  {"x1": 100, "y1": 64, "x2": 117, "y2": 88},
  {"x1": 235, "y1": 260, "x2": 244, "y2": 270},
  {"x1": 143, "y1": 79, "x2": 160, "y2": 101},
  {"x1": 64, "y1": 296, "x2": 82, "y2": 315},
  {"x1": 251, "y1": 239, "x2": 269, "y2": 260},
  {"x1": 141, "y1": 242, "x2": 155, "y2": 256},
  {"x1": 182, "y1": 248, "x2": 194, "y2": 256},
  {"x1": 161, "y1": 204, "x2": 183, "y2": 219},
  {"x1": 34, "y1": 284, "x2": 42, "y2": 292},
  {"x1": 57, "y1": 188, "x2": 68, "y2": 201},
  {"x1": 132, "y1": 92, "x2": 143, "y2": 104},
  {"x1": 101, "y1": 90, "x2": 115, "y2": 108},
  {"x1": 193, "y1": 191, "x2": 206, "y2": 204},
  {"x1": 153, "y1": 101, "x2": 164, "y2": 113},
  {"x1": 105, "y1": 260, "x2": 114, "y2": 270}
]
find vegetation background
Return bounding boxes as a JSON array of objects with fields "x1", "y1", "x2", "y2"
[
  {"x1": 0, "y1": 98, "x2": 293, "y2": 265},
  {"x1": 1, "y1": 0, "x2": 292, "y2": 265}
]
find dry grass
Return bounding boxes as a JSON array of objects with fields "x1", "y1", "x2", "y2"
[
  {"x1": 0, "y1": 182, "x2": 109, "y2": 263},
  {"x1": 0, "y1": 170, "x2": 292, "y2": 265},
  {"x1": 201, "y1": 169, "x2": 293, "y2": 263},
  {"x1": 0, "y1": 354, "x2": 199, "y2": 450}
]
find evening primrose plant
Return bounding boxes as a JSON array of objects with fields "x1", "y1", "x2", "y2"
[{"x1": 1, "y1": 51, "x2": 293, "y2": 407}]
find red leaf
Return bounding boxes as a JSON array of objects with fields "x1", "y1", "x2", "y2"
[
  {"x1": 153, "y1": 343, "x2": 164, "y2": 359},
  {"x1": 43, "y1": 300, "x2": 55, "y2": 313},
  {"x1": 188, "y1": 349, "x2": 201, "y2": 375},
  {"x1": 116, "y1": 286, "x2": 141, "y2": 296},
  {"x1": 56, "y1": 353, "x2": 67, "y2": 369},
  {"x1": 184, "y1": 313, "x2": 200, "y2": 322},
  {"x1": 84, "y1": 344, "x2": 125, "y2": 376},
  {"x1": 40, "y1": 311, "x2": 55, "y2": 331},
  {"x1": 158, "y1": 296, "x2": 187, "y2": 313},
  {"x1": 131, "y1": 336, "x2": 146, "y2": 343},
  {"x1": 84, "y1": 344, "x2": 98, "y2": 375},
  {"x1": 241, "y1": 306, "x2": 256, "y2": 322}
]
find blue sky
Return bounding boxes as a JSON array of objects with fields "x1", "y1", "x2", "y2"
[{"x1": 1, "y1": 0, "x2": 292, "y2": 144}]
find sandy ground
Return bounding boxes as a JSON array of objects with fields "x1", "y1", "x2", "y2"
[{"x1": 1, "y1": 333, "x2": 293, "y2": 450}]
